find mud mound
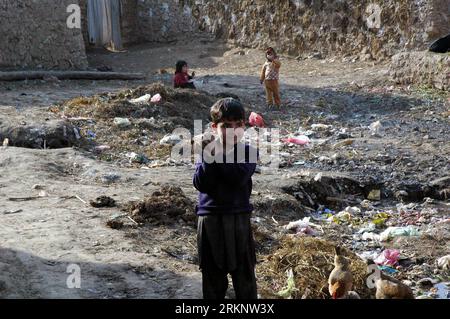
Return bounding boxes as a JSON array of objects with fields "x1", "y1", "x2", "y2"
[
  {"x1": 126, "y1": 185, "x2": 196, "y2": 225},
  {"x1": 257, "y1": 237, "x2": 372, "y2": 299},
  {"x1": 59, "y1": 82, "x2": 214, "y2": 127},
  {"x1": 53, "y1": 83, "x2": 218, "y2": 163},
  {"x1": 0, "y1": 119, "x2": 81, "y2": 149}
]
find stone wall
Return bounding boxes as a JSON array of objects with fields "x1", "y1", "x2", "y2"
[
  {"x1": 390, "y1": 51, "x2": 450, "y2": 91},
  {"x1": 0, "y1": 0, "x2": 88, "y2": 70},
  {"x1": 136, "y1": 0, "x2": 199, "y2": 42},
  {"x1": 179, "y1": 0, "x2": 450, "y2": 60}
]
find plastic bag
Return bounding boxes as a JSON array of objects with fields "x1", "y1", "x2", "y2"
[
  {"x1": 282, "y1": 136, "x2": 310, "y2": 145},
  {"x1": 379, "y1": 226, "x2": 420, "y2": 242},
  {"x1": 249, "y1": 112, "x2": 265, "y2": 128},
  {"x1": 151, "y1": 93, "x2": 162, "y2": 103},
  {"x1": 374, "y1": 249, "x2": 400, "y2": 266},
  {"x1": 130, "y1": 94, "x2": 151, "y2": 105}
]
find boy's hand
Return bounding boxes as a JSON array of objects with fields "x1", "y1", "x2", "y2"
[
  {"x1": 192, "y1": 71, "x2": 196, "y2": 78},
  {"x1": 193, "y1": 132, "x2": 215, "y2": 155}
]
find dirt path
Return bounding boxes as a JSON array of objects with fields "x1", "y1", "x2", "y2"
[{"x1": 0, "y1": 39, "x2": 448, "y2": 299}]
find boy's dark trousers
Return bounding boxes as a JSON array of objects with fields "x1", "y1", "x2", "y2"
[{"x1": 197, "y1": 214, "x2": 257, "y2": 299}]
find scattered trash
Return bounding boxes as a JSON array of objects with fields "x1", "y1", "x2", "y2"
[
  {"x1": 86, "y1": 130, "x2": 96, "y2": 140},
  {"x1": 32, "y1": 184, "x2": 44, "y2": 190},
  {"x1": 249, "y1": 112, "x2": 265, "y2": 128},
  {"x1": 150, "y1": 93, "x2": 162, "y2": 103},
  {"x1": 114, "y1": 117, "x2": 131, "y2": 128},
  {"x1": 369, "y1": 121, "x2": 383, "y2": 136},
  {"x1": 129, "y1": 94, "x2": 151, "y2": 105},
  {"x1": 160, "y1": 133, "x2": 183, "y2": 146},
  {"x1": 2, "y1": 138, "x2": 9, "y2": 148},
  {"x1": 125, "y1": 152, "x2": 149, "y2": 164},
  {"x1": 90, "y1": 196, "x2": 116, "y2": 208},
  {"x1": 371, "y1": 212, "x2": 390, "y2": 228},
  {"x1": 281, "y1": 136, "x2": 310, "y2": 146},
  {"x1": 284, "y1": 217, "x2": 322, "y2": 236},
  {"x1": 276, "y1": 268, "x2": 298, "y2": 298},
  {"x1": 73, "y1": 127, "x2": 81, "y2": 140},
  {"x1": 257, "y1": 237, "x2": 372, "y2": 299},
  {"x1": 379, "y1": 226, "x2": 420, "y2": 242},
  {"x1": 437, "y1": 255, "x2": 450, "y2": 271},
  {"x1": 374, "y1": 249, "x2": 400, "y2": 266}
]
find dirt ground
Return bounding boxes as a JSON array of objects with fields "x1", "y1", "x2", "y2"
[{"x1": 0, "y1": 38, "x2": 449, "y2": 299}]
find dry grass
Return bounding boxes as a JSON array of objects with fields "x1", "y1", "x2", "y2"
[{"x1": 257, "y1": 236, "x2": 373, "y2": 299}]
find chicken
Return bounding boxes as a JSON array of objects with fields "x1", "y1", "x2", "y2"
[
  {"x1": 367, "y1": 259, "x2": 414, "y2": 299},
  {"x1": 328, "y1": 246, "x2": 354, "y2": 299}
]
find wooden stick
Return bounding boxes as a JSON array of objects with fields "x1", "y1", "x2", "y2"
[
  {"x1": 8, "y1": 196, "x2": 40, "y2": 201},
  {"x1": 0, "y1": 71, "x2": 146, "y2": 81},
  {"x1": 75, "y1": 195, "x2": 88, "y2": 205}
]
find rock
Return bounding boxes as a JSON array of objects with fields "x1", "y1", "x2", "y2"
[
  {"x1": 367, "y1": 189, "x2": 381, "y2": 201},
  {"x1": 333, "y1": 139, "x2": 354, "y2": 149},
  {"x1": 114, "y1": 118, "x2": 131, "y2": 128},
  {"x1": 106, "y1": 219, "x2": 124, "y2": 229},
  {"x1": 90, "y1": 196, "x2": 116, "y2": 208},
  {"x1": 101, "y1": 173, "x2": 121, "y2": 184},
  {"x1": 390, "y1": 51, "x2": 449, "y2": 91}
]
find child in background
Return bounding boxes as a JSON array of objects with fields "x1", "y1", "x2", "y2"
[
  {"x1": 260, "y1": 47, "x2": 281, "y2": 108},
  {"x1": 193, "y1": 98, "x2": 258, "y2": 299},
  {"x1": 174, "y1": 60, "x2": 196, "y2": 89}
]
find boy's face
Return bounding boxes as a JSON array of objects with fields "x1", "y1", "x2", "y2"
[
  {"x1": 212, "y1": 119, "x2": 245, "y2": 146},
  {"x1": 182, "y1": 65, "x2": 188, "y2": 73}
]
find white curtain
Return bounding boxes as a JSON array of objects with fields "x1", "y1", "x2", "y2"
[{"x1": 87, "y1": 0, "x2": 123, "y2": 50}]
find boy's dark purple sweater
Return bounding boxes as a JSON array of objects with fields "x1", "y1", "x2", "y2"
[{"x1": 193, "y1": 144, "x2": 257, "y2": 216}]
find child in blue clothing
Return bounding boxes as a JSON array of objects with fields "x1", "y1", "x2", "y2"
[{"x1": 193, "y1": 98, "x2": 258, "y2": 299}]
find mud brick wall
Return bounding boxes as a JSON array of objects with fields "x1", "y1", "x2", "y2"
[
  {"x1": 179, "y1": 0, "x2": 450, "y2": 60},
  {"x1": 136, "y1": 0, "x2": 199, "y2": 42},
  {"x1": 0, "y1": 0, "x2": 88, "y2": 70},
  {"x1": 390, "y1": 51, "x2": 450, "y2": 91}
]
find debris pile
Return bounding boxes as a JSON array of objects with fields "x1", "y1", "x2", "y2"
[
  {"x1": 126, "y1": 185, "x2": 195, "y2": 225},
  {"x1": 257, "y1": 237, "x2": 372, "y2": 299}
]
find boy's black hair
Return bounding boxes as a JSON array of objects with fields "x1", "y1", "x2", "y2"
[
  {"x1": 210, "y1": 98, "x2": 245, "y2": 124},
  {"x1": 175, "y1": 60, "x2": 188, "y2": 74}
]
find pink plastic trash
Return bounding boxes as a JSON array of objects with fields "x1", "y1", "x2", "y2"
[
  {"x1": 151, "y1": 93, "x2": 162, "y2": 103},
  {"x1": 249, "y1": 112, "x2": 265, "y2": 128},
  {"x1": 374, "y1": 249, "x2": 400, "y2": 266},
  {"x1": 282, "y1": 136, "x2": 310, "y2": 146}
]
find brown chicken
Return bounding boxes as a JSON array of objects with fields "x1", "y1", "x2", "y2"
[
  {"x1": 366, "y1": 259, "x2": 414, "y2": 299},
  {"x1": 328, "y1": 246, "x2": 354, "y2": 299}
]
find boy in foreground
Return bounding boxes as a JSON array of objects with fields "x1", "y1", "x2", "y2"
[{"x1": 193, "y1": 98, "x2": 258, "y2": 299}]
